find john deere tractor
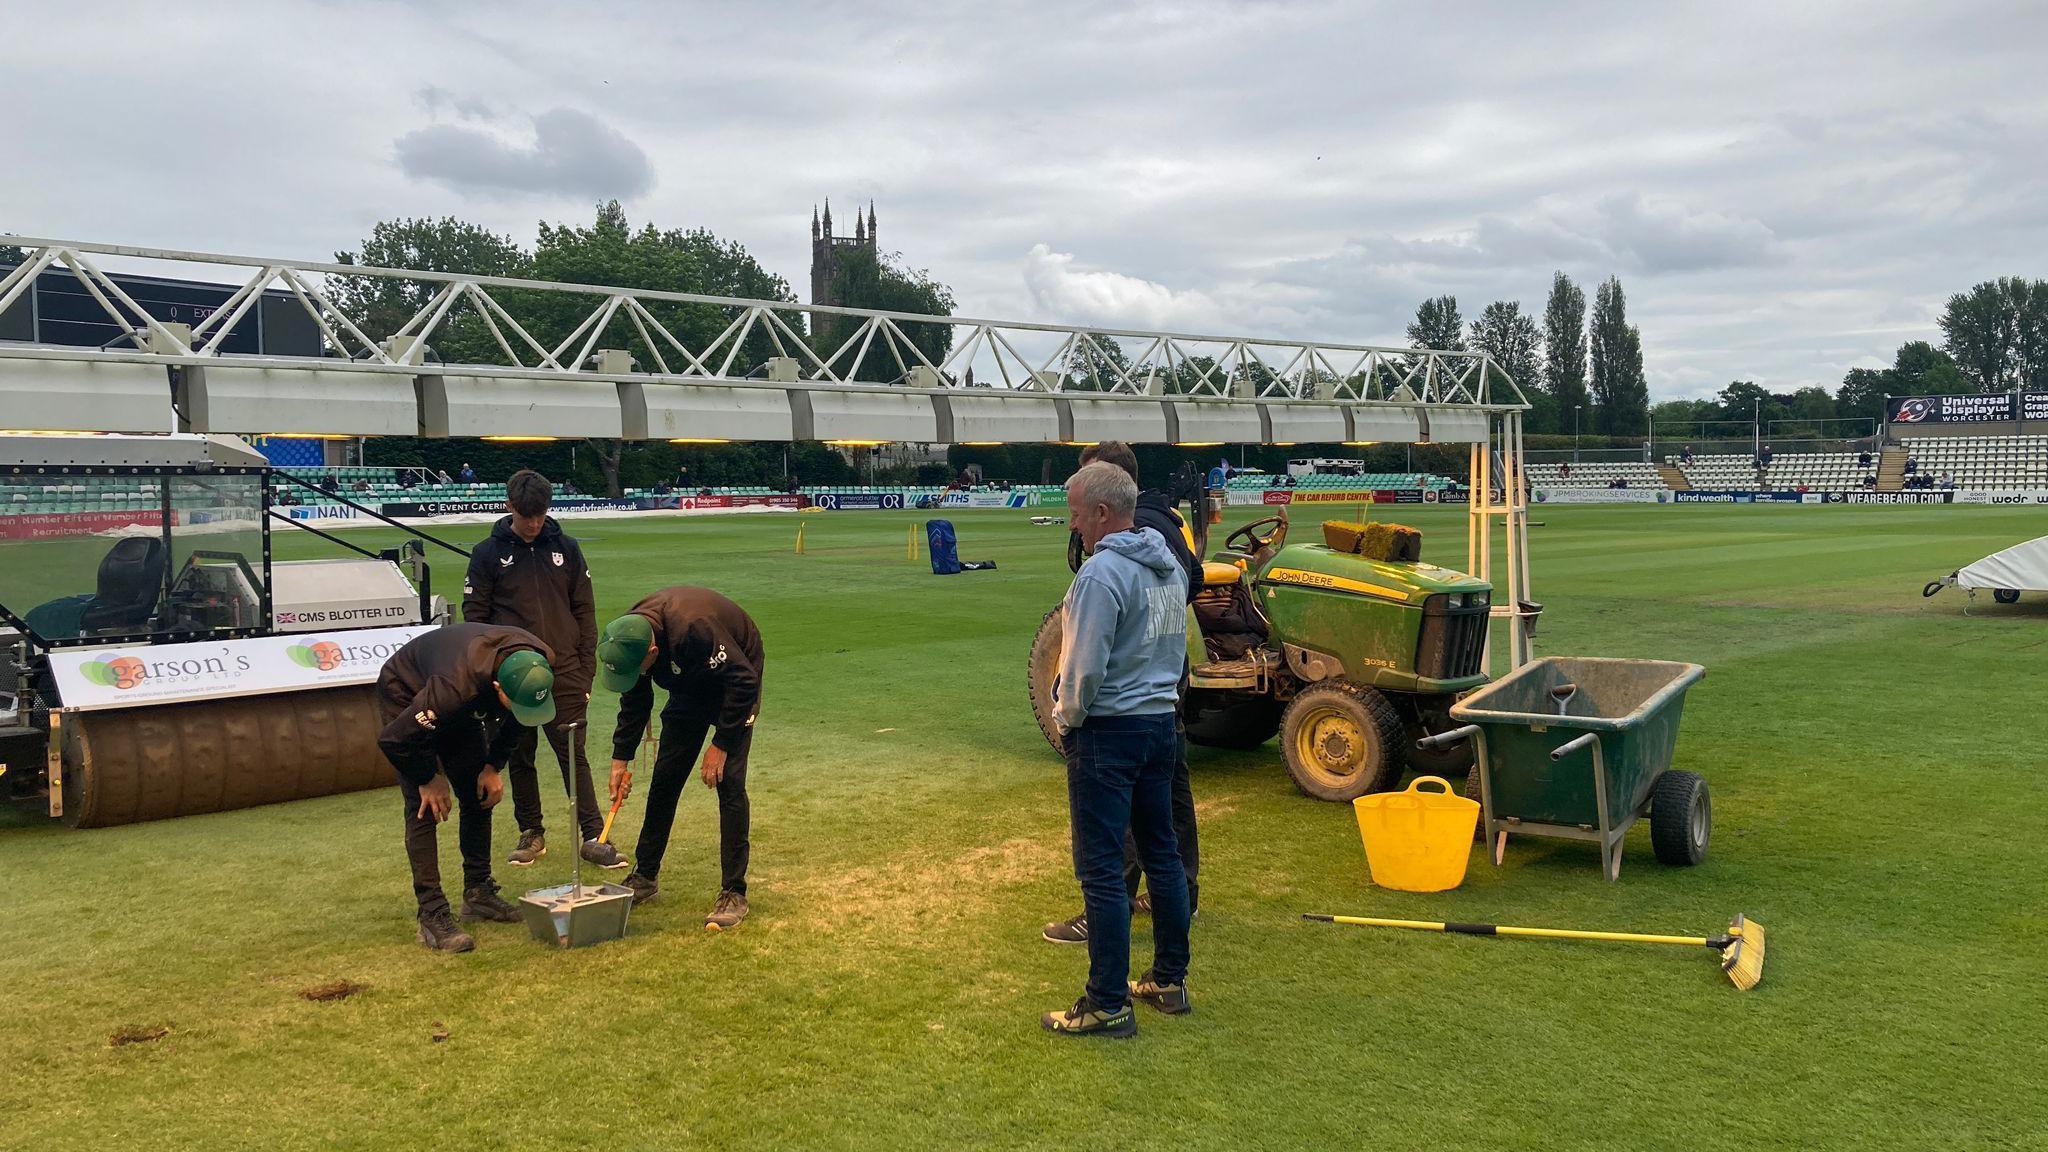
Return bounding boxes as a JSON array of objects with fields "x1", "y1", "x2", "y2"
[{"x1": 1027, "y1": 510, "x2": 1492, "y2": 801}]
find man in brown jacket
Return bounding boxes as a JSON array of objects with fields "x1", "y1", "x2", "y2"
[
  {"x1": 375, "y1": 623, "x2": 557, "y2": 952},
  {"x1": 462, "y1": 470, "x2": 623, "y2": 870},
  {"x1": 596, "y1": 587, "x2": 763, "y2": 929}
]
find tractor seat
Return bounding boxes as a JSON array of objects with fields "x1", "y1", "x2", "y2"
[{"x1": 1201, "y1": 560, "x2": 1244, "y2": 586}]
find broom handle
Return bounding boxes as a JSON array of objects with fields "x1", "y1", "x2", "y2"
[{"x1": 1306, "y1": 914, "x2": 1710, "y2": 948}]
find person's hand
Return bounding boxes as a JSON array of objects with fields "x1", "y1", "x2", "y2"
[
  {"x1": 610, "y1": 759, "x2": 633, "y2": 804},
  {"x1": 701, "y1": 744, "x2": 728, "y2": 789},
  {"x1": 417, "y1": 773, "x2": 453, "y2": 823},
  {"x1": 477, "y1": 766, "x2": 504, "y2": 810}
]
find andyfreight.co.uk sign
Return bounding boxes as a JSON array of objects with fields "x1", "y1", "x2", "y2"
[{"x1": 47, "y1": 625, "x2": 437, "y2": 712}]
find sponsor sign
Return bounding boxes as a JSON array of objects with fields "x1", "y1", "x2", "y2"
[
  {"x1": 1831, "y1": 491, "x2": 1954, "y2": 504},
  {"x1": 813, "y1": 492, "x2": 906, "y2": 511},
  {"x1": 1886, "y1": 393, "x2": 2048, "y2": 424},
  {"x1": 941, "y1": 491, "x2": 1029, "y2": 508},
  {"x1": 380, "y1": 498, "x2": 638, "y2": 516},
  {"x1": 1532, "y1": 488, "x2": 1667, "y2": 504},
  {"x1": 1954, "y1": 490, "x2": 2048, "y2": 505},
  {"x1": 47, "y1": 624, "x2": 437, "y2": 712},
  {"x1": 1289, "y1": 490, "x2": 1386, "y2": 505},
  {"x1": 281, "y1": 503, "x2": 361, "y2": 520},
  {"x1": 0, "y1": 509, "x2": 175, "y2": 540},
  {"x1": 1675, "y1": 491, "x2": 1753, "y2": 503},
  {"x1": 1260, "y1": 490, "x2": 1294, "y2": 506}
]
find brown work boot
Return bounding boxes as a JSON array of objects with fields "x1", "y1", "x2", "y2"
[
  {"x1": 705, "y1": 890, "x2": 749, "y2": 930},
  {"x1": 417, "y1": 910, "x2": 475, "y2": 953}
]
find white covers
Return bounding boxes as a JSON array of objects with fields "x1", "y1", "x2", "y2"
[{"x1": 1958, "y1": 534, "x2": 2048, "y2": 592}]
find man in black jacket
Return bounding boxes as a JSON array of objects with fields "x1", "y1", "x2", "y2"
[
  {"x1": 1046, "y1": 441, "x2": 1204, "y2": 946},
  {"x1": 462, "y1": 470, "x2": 623, "y2": 870},
  {"x1": 375, "y1": 623, "x2": 557, "y2": 952},
  {"x1": 596, "y1": 586, "x2": 764, "y2": 929}
]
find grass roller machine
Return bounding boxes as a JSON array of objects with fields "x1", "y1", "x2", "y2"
[{"x1": 0, "y1": 433, "x2": 462, "y2": 827}]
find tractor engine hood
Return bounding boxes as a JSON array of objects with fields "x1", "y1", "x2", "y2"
[{"x1": 1256, "y1": 544, "x2": 1491, "y2": 606}]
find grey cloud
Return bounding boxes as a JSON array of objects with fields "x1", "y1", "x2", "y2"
[{"x1": 394, "y1": 108, "x2": 654, "y2": 200}]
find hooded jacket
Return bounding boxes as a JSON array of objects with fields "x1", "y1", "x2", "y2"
[
  {"x1": 611, "y1": 586, "x2": 764, "y2": 760},
  {"x1": 463, "y1": 516, "x2": 596, "y2": 705},
  {"x1": 375, "y1": 623, "x2": 554, "y2": 785},
  {"x1": 1068, "y1": 492, "x2": 1201, "y2": 603},
  {"x1": 1054, "y1": 528, "x2": 1188, "y2": 731}
]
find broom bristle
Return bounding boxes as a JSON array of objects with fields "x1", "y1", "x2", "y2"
[{"x1": 1719, "y1": 914, "x2": 1765, "y2": 991}]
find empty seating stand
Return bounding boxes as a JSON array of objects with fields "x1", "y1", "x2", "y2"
[
  {"x1": 1524, "y1": 462, "x2": 1663, "y2": 490},
  {"x1": 1897, "y1": 435, "x2": 2048, "y2": 490},
  {"x1": 1673, "y1": 453, "x2": 1870, "y2": 492}
]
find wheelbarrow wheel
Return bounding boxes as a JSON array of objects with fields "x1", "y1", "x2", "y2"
[
  {"x1": 1993, "y1": 588, "x2": 2021, "y2": 605},
  {"x1": 1649, "y1": 770, "x2": 1710, "y2": 866},
  {"x1": 1279, "y1": 680, "x2": 1404, "y2": 802}
]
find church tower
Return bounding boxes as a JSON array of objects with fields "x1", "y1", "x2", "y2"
[{"x1": 810, "y1": 199, "x2": 878, "y2": 308}]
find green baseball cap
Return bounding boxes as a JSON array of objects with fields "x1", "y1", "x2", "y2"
[
  {"x1": 495, "y1": 650, "x2": 557, "y2": 727},
  {"x1": 596, "y1": 613, "x2": 656, "y2": 693}
]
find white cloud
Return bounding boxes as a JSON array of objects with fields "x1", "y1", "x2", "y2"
[{"x1": 394, "y1": 108, "x2": 655, "y2": 201}]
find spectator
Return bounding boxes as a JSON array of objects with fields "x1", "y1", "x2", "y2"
[
  {"x1": 460, "y1": 462, "x2": 476, "y2": 483},
  {"x1": 1904, "y1": 456, "x2": 1918, "y2": 475},
  {"x1": 435, "y1": 468, "x2": 453, "y2": 485},
  {"x1": 1680, "y1": 444, "x2": 1694, "y2": 465},
  {"x1": 1857, "y1": 450, "x2": 1872, "y2": 468},
  {"x1": 653, "y1": 480, "x2": 672, "y2": 496},
  {"x1": 397, "y1": 471, "x2": 417, "y2": 490},
  {"x1": 1795, "y1": 482, "x2": 1810, "y2": 494},
  {"x1": 320, "y1": 472, "x2": 339, "y2": 493},
  {"x1": 1040, "y1": 461, "x2": 1192, "y2": 1038},
  {"x1": 1756, "y1": 444, "x2": 1773, "y2": 471},
  {"x1": 676, "y1": 464, "x2": 692, "y2": 489},
  {"x1": 561, "y1": 479, "x2": 580, "y2": 496},
  {"x1": 1559, "y1": 462, "x2": 1571, "y2": 479},
  {"x1": 1940, "y1": 471, "x2": 1955, "y2": 490},
  {"x1": 785, "y1": 474, "x2": 801, "y2": 495}
]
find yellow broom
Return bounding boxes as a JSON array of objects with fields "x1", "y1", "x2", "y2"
[{"x1": 1304, "y1": 912, "x2": 1766, "y2": 991}]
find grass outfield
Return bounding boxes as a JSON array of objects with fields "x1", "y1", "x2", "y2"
[{"x1": 2, "y1": 503, "x2": 2043, "y2": 1150}]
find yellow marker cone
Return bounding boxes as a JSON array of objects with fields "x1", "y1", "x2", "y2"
[
  {"x1": 795, "y1": 520, "x2": 806, "y2": 555},
  {"x1": 907, "y1": 523, "x2": 919, "y2": 560}
]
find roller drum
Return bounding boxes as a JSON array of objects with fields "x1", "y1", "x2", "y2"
[{"x1": 60, "y1": 685, "x2": 390, "y2": 828}]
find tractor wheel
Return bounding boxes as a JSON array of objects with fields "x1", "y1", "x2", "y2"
[
  {"x1": 1994, "y1": 588, "x2": 2021, "y2": 605},
  {"x1": 1649, "y1": 770, "x2": 1711, "y2": 866},
  {"x1": 1279, "y1": 680, "x2": 1405, "y2": 802},
  {"x1": 1026, "y1": 603, "x2": 1066, "y2": 755},
  {"x1": 1183, "y1": 693, "x2": 1282, "y2": 750}
]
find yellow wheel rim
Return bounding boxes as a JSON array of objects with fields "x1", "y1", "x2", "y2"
[{"x1": 1293, "y1": 705, "x2": 1369, "y2": 788}]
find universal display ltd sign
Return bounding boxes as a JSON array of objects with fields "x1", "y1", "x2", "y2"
[{"x1": 1886, "y1": 392, "x2": 2048, "y2": 424}]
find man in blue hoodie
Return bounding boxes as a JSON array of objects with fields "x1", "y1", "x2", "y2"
[{"x1": 1042, "y1": 462, "x2": 1194, "y2": 1038}]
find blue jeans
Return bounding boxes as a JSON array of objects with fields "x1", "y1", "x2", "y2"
[{"x1": 1064, "y1": 712, "x2": 1191, "y2": 1010}]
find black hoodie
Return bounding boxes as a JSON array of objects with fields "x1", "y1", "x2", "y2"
[
  {"x1": 1067, "y1": 492, "x2": 1201, "y2": 603},
  {"x1": 610, "y1": 586, "x2": 764, "y2": 760},
  {"x1": 375, "y1": 623, "x2": 553, "y2": 784},
  {"x1": 463, "y1": 516, "x2": 597, "y2": 704}
]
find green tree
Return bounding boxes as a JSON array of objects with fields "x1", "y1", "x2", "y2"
[
  {"x1": 0, "y1": 241, "x2": 24, "y2": 266},
  {"x1": 1939, "y1": 276, "x2": 2048, "y2": 392},
  {"x1": 1836, "y1": 340, "x2": 1970, "y2": 426},
  {"x1": 331, "y1": 217, "x2": 530, "y2": 362},
  {"x1": 1588, "y1": 276, "x2": 1647, "y2": 435},
  {"x1": 1468, "y1": 300, "x2": 1550, "y2": 430},
  {"x1": 816, "y1": 247, "x2": 956, "y2": 382},
  {"x1": 1063, "y1": 332, "x2": 1131, "y2": 391},
  {"x1": 1542, "y1": 272, "x2": 1590, "y2": 430},
  {"x1": 1406, "y1": 295, "x2": 1466, "y2": 352}
]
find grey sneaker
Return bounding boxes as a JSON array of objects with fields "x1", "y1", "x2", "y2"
[
  {"x1": 706, "y1": 890, "x2": 749, "y2": 930},
  {"x1": 622, "y1": 872, "x2": 658, "y2": 905},
  {"x1": 1041, "y1": 994, "x2": 1136, "y2": 1038},
  {"x1": 580, "y1": 839, "x2": 629, "y2": 870},
  {"x1": 1042, "y1": 914, "x2": 1089, "y2": 945},
  {"x1": 417, "y1": 910, "x2": 475, "y2": 953},
  {"x1": 508, "y1": 830, "x2": 546, "y2": 866},
  {"x1": 1128, "y1": 968, "x2": 1191, "y2": 1015},
  {"x1": 461, "y1": 884, "x2": 521, "y2": 923}
]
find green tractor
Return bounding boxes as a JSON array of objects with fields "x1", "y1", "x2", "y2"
[{"x1": 1027, "y1": 510, "x2": 1494, "y2": 801}]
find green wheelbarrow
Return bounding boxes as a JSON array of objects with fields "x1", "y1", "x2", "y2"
[{"x1": 1418, "y1": 657, "x2": 1708, "y2": 881}]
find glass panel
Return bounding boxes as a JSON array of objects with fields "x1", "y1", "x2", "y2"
[{"x1": 0, "y1": 473, "x2": 268, "y2": 642}]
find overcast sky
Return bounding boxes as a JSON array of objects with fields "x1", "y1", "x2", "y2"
[{"x1": 4, "y1": 0, "x2": 2043, "y2": 399}]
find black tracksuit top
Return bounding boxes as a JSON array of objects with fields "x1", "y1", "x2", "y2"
[
  {"x1": 462, "y1": 516, "x2": 597, "y2": 699},
  {"x1": 610, "y1": 587, "x2": 764, "y2": 760},
  {"x1": 376, "y1": 623, "x2": 553, "y2": 785}
]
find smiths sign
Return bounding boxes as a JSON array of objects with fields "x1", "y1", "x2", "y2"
[{"x1": 1886, "y1": 393, "x2": 2048, "y2": 424}]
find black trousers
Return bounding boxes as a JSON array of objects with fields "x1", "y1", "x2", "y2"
[
  {"x1": 633, "y1": 710, "x2": 751, "y2": 894},
  {"x1": 508, "y1": 719, "x2": 601, "y2": 842},
  {"x1": 1121, "y1": 722, "x2": 1199, "y2": 912},
  {"x1": 393, "y1": 721, "x2": 496, "y2": 918}
]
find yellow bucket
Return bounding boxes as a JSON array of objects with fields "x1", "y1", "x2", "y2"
[{"x1": 1353, "y1": 776, "x2": 1480, "y2": 892}]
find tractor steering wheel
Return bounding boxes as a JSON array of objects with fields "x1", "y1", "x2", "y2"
[{"x1": 1225, "y1": 515, "x2": 1288, "y2": 557}]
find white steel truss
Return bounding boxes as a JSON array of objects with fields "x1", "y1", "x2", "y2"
[{"x1": 0, "y1": 237, "x2": 1527, "y2": 410}]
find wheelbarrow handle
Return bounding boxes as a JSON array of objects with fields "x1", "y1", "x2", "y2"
[
  {"x1": 1551, "y1": 731, "x2": 1599, "y2": 761},
  {"x1": 1417, "y1": 723, "x2": 1482, "y2": 750}
]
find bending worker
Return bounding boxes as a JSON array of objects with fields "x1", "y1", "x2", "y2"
[
  {"x1": 462, "y1": 469, "x2": 625, "y2": 871},
  {"x1": 375, "y1": 623, "x2": 558, "y2": 953},
  {"x1": 597, "y1": 586, "x2": 764, "y2": 930}
]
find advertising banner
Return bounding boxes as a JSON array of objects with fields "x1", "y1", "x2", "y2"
[
  {"x1": 46, "y1": 624, "x2": 438, "y2": 713},
  {"x1": 1532, "y1": 489, "x2": 1667, "y2": 504},
  {"x1": 941, "y1": 491, "x2": 1028, "y2": 508},
  {"x1": 1827, "y1": 491, "x2": 1954, "y2": 504},
  {"x1": 1259, "y1": 490, "x2": 1294, "y2": 506},
  {"x1": 671, "y1": 494, "x2": 803, "y2": 511},
  {"x1": 0, "y1": 509, "x2": 174, "y2": 540},
  {"x1": 281, "y1": 503, "x2": 362, "y2": 520},
  {"x1": 379, "y1": 498, "x2": 638, "y2": 516},
  {"x1": 1886, "y1": 393, "x2": 2047, "y2": 424},
  {"x1": 1288, "y1": 490, "x2": 1385, "y2": 505},
  {"x1": 1954, "y1": 490, "x2": 2048, "y2": 505},
  {"x1": 812, "y1": 492, "x2": 906, "y2": 511},
  {"x1": 1675, "y1": 491, "x2": 1754, "y2": 504}
]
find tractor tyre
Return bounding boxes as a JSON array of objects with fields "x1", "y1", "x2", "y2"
[
  {"x1": 1026, "y1": 603, "x2": 1066, "y2": 755},
  {"x1": 1993, "y1": 588, "x2": 2021, "y2": 605},
  {"x1": 1279, "y1": 680, "x2": 1405, "y2": 802},
  {"x1": 1649, "y1": 770, "x2": 1711, "y2": 866},
  {"x1": 1183, "y1": 693, "x2": 1282, "y2": 750}
]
